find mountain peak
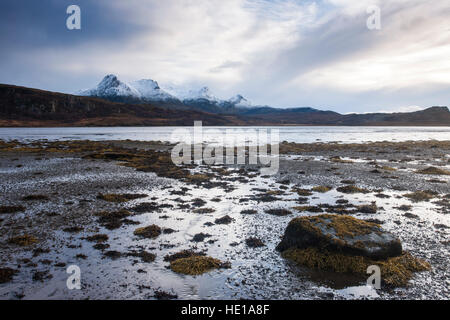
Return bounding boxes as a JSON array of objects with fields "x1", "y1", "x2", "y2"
[
  {"x1": 199, "y1": 86, "x2": 210, "y2": 95},
  {"x1": 163, "y1": 85, "x2": 218, "y2": 102},
  {"x1": 76, "y1": 74, "x2": 138, "y2": 98},
  {"x1": 98, "y1": 74, "x2": 120, "y2": 88},
  {"x1": 78, "y1": 75, "x2": 176, "y2": 102},
  {"x1": 228, "y1": 94, "x2": 251, "y2": 108},
  {"x1": 130, "y1": 79, "x2": 168, "y2": 100},
  {"x1": 102, "y1": 74, "x2": 118, "y2": 81},
  {"x1": 132, "y1": 79, "x2": 160, "y2": 90},
  {"x1": 186, "y1": 86, "x2": 216, "y2": 100}
]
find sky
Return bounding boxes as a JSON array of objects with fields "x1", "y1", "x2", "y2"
[{"x1": 0, "y1": 0, "x2": 449, "y2": 114}]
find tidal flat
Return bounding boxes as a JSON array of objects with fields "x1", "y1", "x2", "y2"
[{"x1": 0, "y1": 139, "x2": 449, "y2": 300}]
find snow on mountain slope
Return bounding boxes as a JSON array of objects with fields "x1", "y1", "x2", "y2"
[
  {"x1": 130, "y1": 79, "x2": 176, "y2": 101},
  {"x1": 162, "y1": 85, "x2": 220, "y2": 102},
  {"x1": 162, "y1": 84, "x2": 252, "y2": 108},
  {"x1": 78, "y1": 74, "x2": 140, "y2": 98},
  {"x1": 227, "y1": 94, "x2": 252, "y2": 108},
  {"x1": 78, "y1": 75, "x2": 177, "y2": 102},
  {"x1": 184, "y1": 87, "x2": 219, "y2": 102},
  {"x1": 78, "y1": 75, "x2": 252, "y2": 109}
]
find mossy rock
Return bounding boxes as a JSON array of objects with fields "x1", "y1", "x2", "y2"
[
  {"x1": 276, "y1": 214, "x2": 402, "y2": 260},
  {"x1": 292, "y1": 206, "x2": 323, "y2": 213},
  {"x1": 246, "y1": 237, "x2": 265, "y2": 248},
  {"x1": 134, "y1": 225, "x2": 161, "y2": 239},
  {"x1": 63, "y1": 226, "x2": 83, "y2": 233},
  {"x1": 97, "y1": 193, "x2": 147, "y2": 203},
  {"x1": 336, "y1": 185, "x2": 370, "y2": 194},
  {"x1": 170, "y1": 256, "x2": 229, "y2": 275},
  {"x1": 357, "y1": 203, "x2": 378, "y2": 214},
  {"x1": 265, "y1": 208, "x2": 292, "y2": 216},
  {"x1": 164, "y1": 250, "x2": 205, "y2": 262},
  {"x1": 127, "y1": 250, "x2": 156, "y2": 263},
  {"x1": 282, "y1": 247, "x2": 430, "y2": 287},
  {"x1": 21, "y1": 195, "x2": 49, "y2": 201},
  {"x1": 192, "y1": 233, "x2": 212, "y2": 242},
  {"x1": 241, "y1": 209, "x2": 258, "y2": 215},
  {"x1": 86, "y1": 234, "x2": 109, "y2": 243},
  {"x1": 215, "y1": 215, "x2": 234, "y2": 224},
  {"x1": 266, "y1": 190, "x2": 285, "y2": 196},
  {"x1": 416, "y1": 167, "x2": 450, "y2": 175},
  {"x1": 8, "y1": 234, "x2": 38, "y2": 246},
  {"x1": 95, "y1": 209, "x2": 134, "y2": 230},
  {"x1": 193, "y1": 208, "x2": 216, "y2": 214},
  {"x1": 330, "y1": 156, "x2": 353, "y2": 163},
  {"x1": 312, "y1": 186, "x2": 332, "y2": 193},
  {"x1": 0, "y1": 268, "x2": 17, "y2": 283},
  {"x1": 293, "y1": 188, "x2": 313, "y2": 197},
  {"x1": 381, "y1": 166, "x2": 397, "y2": 171},
  {"x1": 95, "y1": 209, "x2": 132, "y2": 220},
  {"x1": 404, "y1": 191, "x2": 435, "y2": 202},
  {"x1": 185, "y1": 174, "x2": 211, "y2": 183},
  {"x1": 0, "y1": 205, "x2": 25, "y2": 214}
]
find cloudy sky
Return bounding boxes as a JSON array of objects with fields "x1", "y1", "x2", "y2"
[{"x1": 1, "y1": 0, "x2": 449, "y2": 113}]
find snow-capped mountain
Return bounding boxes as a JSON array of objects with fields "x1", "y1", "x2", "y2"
[
  {"x1": 77, "y1": 74, "x2": 253, "y2": 113},
  {"x1": 77, "y1": 74, "x2": 178, "y2": 103},
  {"x1": 228, "y1": 94, "x2": 251, "y2": 108},
  {"x1": 78, "y1": 74, "x2": 139, "y2": 98},
  {"x1": 163, "y1": 85, "x2": 252, "y2": 107},
  {"x1": 130, "y1": 79, "x2": 176, "y2": 102},
  {"x1": 163, "y1": 85, "x2": 220, "y2": 102}
]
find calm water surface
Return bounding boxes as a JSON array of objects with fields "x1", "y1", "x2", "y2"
[{"x1": 0, "y1": 126, "x2": 449, "y2": 144}]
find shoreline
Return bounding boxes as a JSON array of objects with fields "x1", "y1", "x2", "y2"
[
  {"x1": 1, "y1": 124, "x2": 450, "y2": 128},
  {"x1": 1, "y1": 120, "x2": 450, "y2": 128}
]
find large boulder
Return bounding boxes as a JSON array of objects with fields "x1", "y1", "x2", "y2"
[{"x1": 276, "y1": 214, "x2": 402, "y2": 260}]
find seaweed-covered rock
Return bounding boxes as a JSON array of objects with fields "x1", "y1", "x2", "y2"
[
  {"x1": 94, "y1": 209, "x2": 134, "y2": 230},
  {"x1": 276, "y1": 214, "x2": 402, "y2": 260},
  {"x1": 0, "y1": 205, "x2": 25, "y2": 214},
  {"x1": 404, "y1": 191, "x2": 435, "y2": 202},
  {"x1": 164, "y1": 250, "x2": 205, "y2": 262},
  {"x1": 127, "y1": 250, "x2": 156, "y2": 263},
  {"x1": 416, "y1": 167, "x2": 450, "y2": 175},
  {"x1": 133, "y1": 225, "x2": 161, "y2": 239},
  {"x1": 97, "y1": 193, "x2": 147, "y2": 203},
  {"x1": 282, "y1": 247, "x2": 430, "y2": 287},
  {"x1": 265, "y1": 208, "x2": 292, "y2": 216},
  {"x1": 214, "y1": 215, "x2": 234, "y2": 224},
  {"x1": 246, "y1": 237, "x2": 265, "y2": 248},
  {"x1": 85, "y1": 234, "x2": 109, "y2": 243},
  {"x1": 153, "y1": 290, "x2": 178, "y2": 300},
  {"x1": 170, "y1": 256, "x2": 230, "y2": 275},
  {"x1": 0, "y1": 268, "x2": 17, "y2": 283},
  {"x1": 336, "y1": 185, "x2": 369, "y2": 194},
  {"x1": 8, "y1": 234, "x2": 38, "y2": 246},
  {"x1": 191, "y1": 233, "x2": 211, "y2": 242},
  {"x1": 21, "y1": 194, "x2": 49, "y2": 201}
]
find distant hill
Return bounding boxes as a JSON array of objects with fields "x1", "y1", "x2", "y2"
[
  {"x1": 337, "y1": 107, "x2": 450, "y2": 126},
  {"x1": 239, "y1": 106, "x2": 450, "y2": 126},
  {"x1": 0, "y1": 83, "x2": 449, "y2": 127}
]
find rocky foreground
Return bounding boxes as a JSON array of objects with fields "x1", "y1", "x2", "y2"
[{"x1": 0, "y1": 139, "x2": 449, "y2": 299}]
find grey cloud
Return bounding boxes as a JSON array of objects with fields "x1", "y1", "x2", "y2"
[
  {"x1": 0, "y1": 0, "x2": 146, "y2": 51},
  {"x1": 210, "y1": 61, "x2": 244, "y2": 73},
  {"x1": 225, "y1": 1, "x2": 450, "y2": 112}
]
